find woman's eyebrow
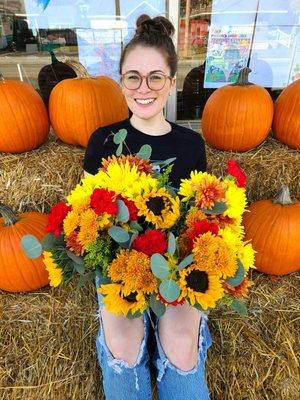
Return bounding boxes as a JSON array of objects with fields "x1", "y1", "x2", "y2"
[{"x1": 123, "y1": 69, "x2": 166, "y2": 74}]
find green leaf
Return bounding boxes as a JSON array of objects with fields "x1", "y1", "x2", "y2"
[
  {"x1": 202, "y1": 201, "x2": 228, "y2": 215},
  {"x1": 194, "y1": 302, "x2": 205, "y2": 312},
  {"x1": 126, "y1": 310, "x2": 144, "y2": 319},
  {"x1": 137, "y1": 144, "x2": 152, "y2": 160},
  {"x1": 53, "y1": 234, "x2": 65, "y2": 246},
  {"x1": 41, "y1": 233, "x2": 55, "y2": 250},
  {"x1": 116, "y1": 142, "x2": 123, "y2": 156},
  {"x1": 77, "y1": 271, "x2": 96, "y2": 289},
  {"x1": 167, "y1": 232, "x2": 176, "y2": 256},
  {"x1": 108, "y1": 226, "x2": 130, "y2": 243},
  {"x1": 151, "y1": 254, "x2": 169, "y2": 279},
  {"x1": 116, "y1": 200, "x2": 129, "y2": 223},
  {"x1": 113, "y1": 128, "x2": 127, "y2": 144},
  {"x1": 129, "y1": 232, "x2": 138, "y2": 249},
  {"x1": 21, "y1": 234, "x2": 42, "y2": 259},
  {"x1": 150, "y1": 294, "x2": 166, "y2": 317},
  {"x1": 231, "y1": 298, "x2": 248, "y2": 316},
  {"x1": 226, "y1": 260, "x2": 245, "y2": 287},
  {"x1": 130, "y1": 221, "x2": 143, "y2": 232},
  {"x1": 178, "y1": 254, "x2": 194, "y2": 270},
  {"x1": 66, "y1": 250, "x2": 84, "y2": 265},
  {"x1": 73, "y1": 262, "x2": 85, "y2": 275},
  {"x1": 162, "y1": 157, "x2": 177, "y2": 167},
  {"x1": 159, "y1": 280, "x2": 181, "y2": 303}
]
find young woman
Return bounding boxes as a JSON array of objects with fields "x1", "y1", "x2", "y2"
[{"x1": 84, "y1": 14, "x2": 212, "y2": 400}]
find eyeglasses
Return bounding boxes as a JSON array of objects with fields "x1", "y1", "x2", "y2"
[{"x1": 120, "y1": 71, "x2": 172, "y2": 91}]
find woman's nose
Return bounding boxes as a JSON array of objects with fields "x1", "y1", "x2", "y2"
[{"x1": 137, "y1": 77, "x2": 151, "y2": 93}]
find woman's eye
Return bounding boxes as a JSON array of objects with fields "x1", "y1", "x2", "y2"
[
  {"x1": 149, "y1": 75, "x2": 164, "y2": 81},
  {"x1": 127, "y1": 75, "x2": 140, "y2": 80}
]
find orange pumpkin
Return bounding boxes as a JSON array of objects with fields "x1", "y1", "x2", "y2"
[
  {"x1": 0, "y1": 73, "x2": 50, "y2": 153},
  {"x1": 243, "y1": 186, "x2": 300, "y2": 275},
  {"x1": 202, "y1": 67, "x2": 274, "y2": 151},
  {"x1": 49, "y1": 67, "x2": 129, "y2": 147},
  {"x1": 0, "y1": 204, "x2": 49, "y2": 292},
  {"x1": 272, "y1": 79, "x2": 300, "y2": 149}
]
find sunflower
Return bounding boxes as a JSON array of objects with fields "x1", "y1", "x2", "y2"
[
  {"x1": 192, "y1": 232, "x2": 237, "y2": 278},
  {"x1": 135, "y1": 187, "x2": 180, "y2": 229},
  {"x1": 101, "y1": 155, "x2": 153, "y2": 175},
  {"x1": 43, "y1": 251, "x2": 63, "y2": 287},
  {"x1": 178, "y1": 265, "x2": 224, "y2": 309},
  {"x1": 98, "y1": 283, "x2": 148, "y2": 316}
]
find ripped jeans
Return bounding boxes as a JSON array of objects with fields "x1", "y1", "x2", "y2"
[{"x1": 95, "y1": 278, "x2": 212, "y2": 400}]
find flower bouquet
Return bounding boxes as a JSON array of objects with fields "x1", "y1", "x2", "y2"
[{"x1": 21, "y1": 129, "x2": 255, "y2": 318}]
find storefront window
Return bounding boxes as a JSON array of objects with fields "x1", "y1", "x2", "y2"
[
  {"x1": 177, "y1": 0, "x2": 300, "y2": 121},
  {"x1": 0, "y1": 1, "x2": 166, "y2": 88}
]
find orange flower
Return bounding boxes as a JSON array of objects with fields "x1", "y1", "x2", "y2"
[
  {"x1": 101, "y1": 155, "x2": 153, "y2": 175},
  {"x1": 223, "y1": 277, "x2": 253, "y2": 298},
  {"x1": 194, "y1": 176, "x2": 226, "y2": 209}
]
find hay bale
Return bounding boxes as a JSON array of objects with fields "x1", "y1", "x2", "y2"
[
  {"x1": 0, "y1": 131, "x2": 299, "y2": 213},
  {"x1": 0, "y1": 271, "x2": 299, "y2": 399}
]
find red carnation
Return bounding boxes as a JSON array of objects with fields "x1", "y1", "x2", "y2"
[
  {"x1": 132, "y1": 230, "x2": 167, "y2": 256},
  {"x1": 119, "y1": 197, "x2": 138, "y2": 221},
  {"x1": 226, "y1": 160, "x2": 247, "y2": 188},
  {"x1": 158, "y1": 293, "x2": 185, "y2": 306},
  {"x1": 46, "y1": 201, "x2": 71, "y2": 237},
  {"x1": 188, "y1": 220, "x2": 219, "y2": 250},
  {"x1": 90, "y1": 188, "x2": 118, "y2": 215}
]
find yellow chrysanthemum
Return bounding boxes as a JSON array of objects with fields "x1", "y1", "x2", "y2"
[
  {"x1": 135, "y1": 187, "x2": 180, "y2": 229},
  {"x1": 43, "y1": 251, "x2": 63, "y2": 287},
  {"x1": 224, "y1": 181, "x2": 247, "y2": 220},
  {"x1": 238, "y1": 242, "x2": 256, "y2": 272},
  {"x1": 98, "y1": 283, "x2": 148, "y2": 316},
  {"x1": 66, "y1": 175, "x2": 96, "y2": 209},
  {"x1": 178, "y1": 265, "x2": 224, "y2": 309},
  {"x1": 108, "y1": 249, "x2": 157, "y2": 294},
  {"x1": 63, "y1": 209, "x2": 80, "y2": 236},
  {"x1": 77, "y1": 209, "x2": 99, "y2": 247},
  {"x1": 178, "y1": 171, "x2": 208, "y2": 201},
  {"x1": 219, "y1": 226, "x2": 243, "y2": 254},
  {"x1": 193, "y1": 232, "x2": 237, "y2": 278},
  {"x1": 92, "y1": 160, "x2": 157, "y2": 200}
]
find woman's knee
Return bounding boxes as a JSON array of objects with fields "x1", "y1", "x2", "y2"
[{"x1": 101, "y1": 314, "x2": 145, "y2": 366}]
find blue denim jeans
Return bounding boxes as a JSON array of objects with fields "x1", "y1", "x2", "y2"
[{"x1": 95, "y1": 277, "x2": 212, "y2": 400}]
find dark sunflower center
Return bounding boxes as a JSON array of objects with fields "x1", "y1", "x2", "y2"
[
  {"x1": 186, "y1": 270, "x2": 209, "y2": 293},
  {"x1": 123, "y1": 291, "x2": 138, "y2": 303},
  {"x1": 146, "y1": 196, "x2": 165, "y2": 216}
]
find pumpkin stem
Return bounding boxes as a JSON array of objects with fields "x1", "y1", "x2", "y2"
[
  {"x1": 0, "y1": 203, "x2": 19, "y2": 226},
  {"x1": 273, "y1": 185, "x2": 293, "y2": 205},
  {"x1": 64, "y1": 59, "x2": 91, "y2": 79},
  {"x1": 50, "y1": 51, "x2": 59, "y2": 64},
  {"x1": 0, "y1": 71, "x2": 4, "y2": 81},
  {"x1": 232, "y1": 67, "x2": 252, "y2": 86}
]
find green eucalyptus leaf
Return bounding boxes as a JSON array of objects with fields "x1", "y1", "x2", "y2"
[
  {"x1": 137, "y1": 144, "x2": 152, "y2": 160},
  {"x1": 151, "y1": 254, "x2": 169, "y2": 279},
  {"x1": 116, "y1": 200, "x2": 129, "y2": 223},
  {"x1": 66, "y1": 250, "x2": 84, "y2": 265},
  {"x1": 53, "y1": 234, "x2": 65, "y2": 246},
  {"x1": 77, "y1": 271, "x2": 96, "y2": 289},
  {"x1": 194, "y1": 302, "x2": 205, "y2": 312},
  {"x1": 21, "y1": 234, "x2": 43, "y2": 259},
  {"x1": 167, "y1": 232, "x2": 176, "y2": 256},
  {"x1": 159, "y1": 280, "x2": 180, "y2": 303},
  {"x1": 126, "y1": 310, "x2": 144, "y2": 319},
  {"x1": 73, "y1": 262, "x2": 85, "y2": 275},
  {"x1": 231, "y1": 298, "x2": 248, "y2": 316},
  {"x1": 113, "y1": 128, "x2": 127, "y2": 144},
  {"x1": 129, "y1": 232, "x2": 138, "y2": 249},
  {"x1": 178, "y1": 254, "x2": 194, "y2": 270},
  {"x1": 226, "y1": 260, "x2": 245, "y2": 287},
  {"x1": 116, "y1": 142, "x2": 123, "y2": 156},
  {"x1": 202, "y1": 201, "x2": 228, "y2": 215},
  {"x1": 150, "y1": 294, "x2": 166, "y2": 317},
  {"x1": 41, "y1": 233, "x2": 55, "y2": 250},
  {"x1": 108, "y1": 226, "x2": 130, "y2": 243},
  {"x1": 130, "y1": 221, "x2": 143, "y2": 232}
]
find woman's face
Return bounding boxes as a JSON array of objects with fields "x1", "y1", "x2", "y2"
[{"x1": 120, "y1": 45, "x2": 176, "y2": 121}]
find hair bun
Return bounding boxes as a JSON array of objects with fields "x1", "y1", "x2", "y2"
[{"x1": 136, "y1": 14, "x2": 175, "y2": 38}]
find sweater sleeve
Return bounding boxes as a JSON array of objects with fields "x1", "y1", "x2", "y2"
[
  {"x1": 83, "y1": 129, "x2": 106, "y2": 175},
  {"x1": 195, "y1": 137, "x2": 207, "y2": 172}
]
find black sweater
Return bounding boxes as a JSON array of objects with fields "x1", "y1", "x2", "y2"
[{"x1": 83, "y1": 119, "x2": 206, "y2": 189}]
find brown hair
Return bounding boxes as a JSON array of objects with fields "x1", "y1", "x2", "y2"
[{"x1": 119, "y1": 14, "x2": 177, "y2": 77}]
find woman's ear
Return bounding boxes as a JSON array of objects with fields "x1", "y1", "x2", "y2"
[{"x1": 171, "y1": 75, "x2": 176, "y2": 88}]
